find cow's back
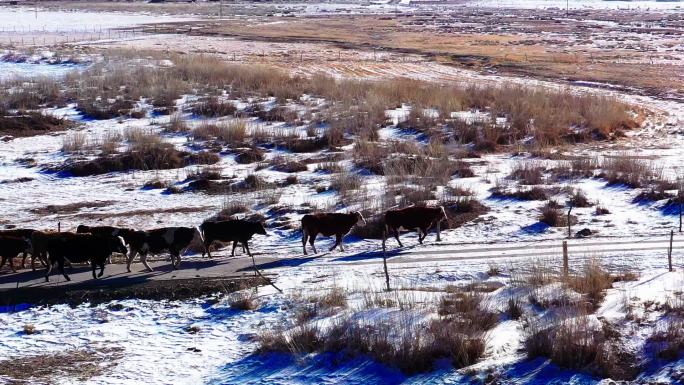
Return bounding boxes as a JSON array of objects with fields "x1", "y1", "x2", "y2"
[
  {"x1": 386, "y1": 206, "x2": 441, "y2": 229},
  {"x1": 303, "y1": 213, "x2": 356, "y2": 236}
]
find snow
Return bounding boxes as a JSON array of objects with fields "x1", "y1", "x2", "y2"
[
  {"x1": 0, "y1": 1, "x2": 682, "y2": 376},
  {"x1": 0, "y1": 7, "x2": 192, "y2": 32}
]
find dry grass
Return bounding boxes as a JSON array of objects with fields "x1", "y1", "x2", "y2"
[
  {"x1": 259, "y1": 286, "x2": 495, "y2": 374},
  {"x1": 601, "y1": 156, "x2": 656, "y2": 188},
  {"x1": 229, "y1": 291, "x2": 259, "y2": 311},
  {"x1": 61, "y1": 131, "x2": 87, "y2": 153},
  {"x1": 99, "y1": 131, "x2": 122, "y2": 155},
  {"x1": 568, "y1": 189, "x2": 592, "y2": 208},
  {"x1": 526, "y1": 315, "x2": 641, "y2": 380},
  {"x1": 192, "y1": 119, "x2": 247, "y2": 144},
  {"x1": 191, "y1": 96, "x2": 236, "y2": 117},
  {"x1": 0, "y1": 346, "x2": 124, "y2": 383},
  {"x1": 648, "y1": 318, "x2": 684, "y2": 360},
  {"x1": 510, "y1": 162, "x2": 545, "y2": 185},
  {"x1": 21, "y1": 52, "x2": 636, "y2": 154},
  {"x1": 330, "y1": 169, "x2": 362, "y2": 195},
  {"x1": 566, "y1": 259, "x2": 614, "y2": 309},
  {"x1": 492, "y1": 184, "x2": 548, "y2": 201},
  {"x1": 539, "y1": 204, "x2": 574, "y2": 227}
]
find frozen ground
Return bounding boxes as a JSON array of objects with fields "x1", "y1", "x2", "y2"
[
  {"x1": 0, "y1": 7, "x2": 192, "y2": 31},
  {"x1": 0, "y1": 3, "x2": 683, "y2": 378}
]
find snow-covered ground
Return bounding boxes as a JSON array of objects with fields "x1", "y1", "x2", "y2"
[
  {"x1": 0, "y1": 7, "x2": 192, "y2": 32},
  {"x1": 0, "y1": 2, "x2": 683, "y2": 378}
]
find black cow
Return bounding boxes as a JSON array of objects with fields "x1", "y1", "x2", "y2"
[
  {"x1": 301, "y1": 212, "x2": 365, "y2": 255},
  {"x1": 0, "y1": 228, "x2": 38, "y2": 269},
  {"x1": 126, "y1": 227, "x2": 201, "y2": 272},
  {"x1": 44, "y1": 233, "x2": 127, "y2": 282},
  {"x1": 77, "y1": 225, "x2": 136, "y2": 243},
  {"x1": 0, "y1": 236, "x2": 31, "y2": 273},
  {"x1": 383, "y1": 206, "x2": 448, "y2": 249},
  {"x1": 77, "y1": 225, "x2": 136, "y2": 264},
  {"x1": 199, "y1": 220, "x2": 266, "y2": 258}
]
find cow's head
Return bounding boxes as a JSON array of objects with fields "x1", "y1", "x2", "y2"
[
  {"x1": 353, "y1": 211, "x2": 367, "y2": 226},
  {"x1": 255, "y1": 222, "x2": 267, "y2": 236}
]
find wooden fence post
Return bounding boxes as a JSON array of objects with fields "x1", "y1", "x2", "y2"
[
  {"x1": 679, "y1": 201, "x2": 682, "y2": 233},
  {"x1": 57, "y1": 222, "x2": 61, "y2": 232},
  {"x1": 567, "y1": 207, "x2": 573, "y2": 238},
  {"x1": 382, "y1": 233, "x2": 391, "y2": 292},
  {"x1": 668, "y1": 229, "x2": 674, "y2": 272},
  {"x1": 562, "y1": 241, "x2": 568, "y2": 277}
]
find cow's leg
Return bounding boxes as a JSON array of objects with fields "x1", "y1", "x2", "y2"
[
  {"x1": 435, "y1": 221, "x2": 442, "y2": 241},
  {"x1": 231, "y1": 241, "x2": 239, "y2": 257},
  {"x1": 339, "y1": 235, "x2": 345, "y2": 252},
  {"x1": 309, "y1": 232, "x2": 318, "y2": 254},
  {"x1": 126, "y1": 249, "x2": 138, "y2": 272},
  {"x1": 0, "y1": 256, "x2": 6, "y2": 271},
  {"x1": 8, "y1": 255, "x2": 15, "y2": 273},
  {"x1": 21, "y1": 251, "x2": 27, "y2": 269},
  {"x1": 140, "y1": 252, "x2": 153, "y2": 272},
  {"x1": 418, "y1": 228, "x2": 426, "y2": 244},
  {"x1": 172, "y1": 250, "x2": 181, "y2": 269},
  {"x1": 330, "y1": 234, "x2": 341, "y2": 252},
  {"x1": 302, "y1": 230, "x2": 308, "y2": 255},
  {"x1": 91, "y1": 261, "x2": 98, "y2": 279},
  {"x1": 98, "y1": 261, "x2": 105, "y2": 277},
  {"x1": 35, "y1": 252, "x2": 47, "y2": 270},
  {"x1": 44, "y1": 260, "x2": 54, "y2": 282},
  {"x1": 394, "y1": 228, "x2": 403, "y2": 248},
  {"x1": 204, "y1": 237, "x2": 212, "y2": 258},
  {"x1": 59, "y1": 259, "x2": 70, "y2": 281}
]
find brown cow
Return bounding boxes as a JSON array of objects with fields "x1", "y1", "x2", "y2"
[
  {"x1": 301, "y1": 212, "x2": 365, "y2": 255},
  {"x1": 200, "y1": 220, "x2": 266, "y2": 258},
  {"x1": 383, "y1": 206, "x2": 448, "y2": 249}
]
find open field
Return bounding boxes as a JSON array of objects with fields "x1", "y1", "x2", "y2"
[{"x1": 0, "y1": 1, "x2": 684, "y2": 384}]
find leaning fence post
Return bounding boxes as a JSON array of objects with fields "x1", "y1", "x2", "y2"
[
  {"x1": 562, "y1": 241, "x2": 569, "y2": 277},
  {"x1": 382, "y1": 232, "x2": 391, "y2": 291},
  {"x1": 57, "y1": 222, "x2": 61, "y2": 233},
  {"x1": 567, "y1": 207, "x2": 573, "y2": 238},
  {"x1": 668, "y1": 230, "x2": 674, "y2": 272}
]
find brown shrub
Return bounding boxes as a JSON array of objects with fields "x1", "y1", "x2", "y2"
[
  {"x1": 0, "y1": 112, "x2": 71, "y2": 136},
  {"x1": 229, "y1": 291, "x2": 259, "y2": 311},
  {"x1": 54, "y1": 142, "x2": 219, "y2": 176},
  {"x1": 601, "y1": 156, "x2": 655, "y2": 188},
  {"x1": 568, "y1": 189, "x2": 592, "y2": 207},
  {"x1": 330, "y1": 170, "x2": 362, "y2": 194},
  {"x1": 648, "y1": 318, "x2": 684, "y2": 360},
  {"x1": 256, "y1": 106, "x2": 299, "y2": 124},
  {"x1": 76, "y1": 98, "x2": 134, "y2": 119},
  {"x1": 565, "y1": 259, "x2": 614, "y2": 309},
  {"x1": 191, "y1": 96, "x2": 236, "y2": 117},
  {"x1": 526, "y1": 315, "x2": 641, "y2": 380},
  {"x1": 234, "y1": 147, "x2": 265, "y2": 164},
  {"x1": 270, "y1": 157, "x2": 308, "y2": 173},
  {"x1": 492, "y1": 185, "x2": 548, "y2": 201},
  {"x1": 511, "y1": 162, "x2": 545, "y2": 185},
  {"x1": 193, "y1": 119, "x2": 247, "y2": 144}
]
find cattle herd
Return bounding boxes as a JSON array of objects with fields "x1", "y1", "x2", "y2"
[{"x1": 0, "y1": 205, "x2": 449, "y2": 283}]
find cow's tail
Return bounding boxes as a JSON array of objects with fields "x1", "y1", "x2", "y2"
[{"x1": 195, "y1": 225, "x2": 205, "y2": 245}]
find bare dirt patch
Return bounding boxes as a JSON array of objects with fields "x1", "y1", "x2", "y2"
[{"x1": 30, "y1": 201, "x2": 115, "y2": 215}]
